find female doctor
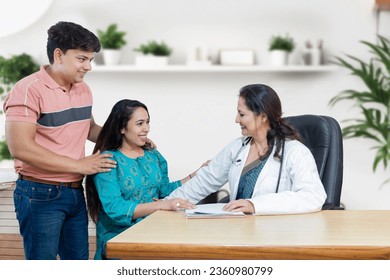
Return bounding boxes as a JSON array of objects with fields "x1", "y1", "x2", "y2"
[{"x1": 166, "y1": 84, "x2": 327, "y2": 215}]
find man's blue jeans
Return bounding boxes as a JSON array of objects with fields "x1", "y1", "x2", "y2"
[{"x1": 13, "y1": 179, "x2": 89, "y2": 260}]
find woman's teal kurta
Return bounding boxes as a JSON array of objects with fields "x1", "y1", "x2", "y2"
[{"x1": 92, "y1": 149, "x2": 181, "y2": 259}]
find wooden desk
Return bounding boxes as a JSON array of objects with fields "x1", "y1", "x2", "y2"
[{"x1": 106, "y1": 210, "x2": 390, "y2": 260}]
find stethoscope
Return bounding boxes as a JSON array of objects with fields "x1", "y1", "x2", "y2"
[
  {"x1": 231, "y1": 136, "x2": 285, "y2": 193},
  {"x1": 231, "y1": 136, "x2": 252, "y2": 165}
]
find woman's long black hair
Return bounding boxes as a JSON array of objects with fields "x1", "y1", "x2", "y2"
[
  {"x1": 239, "y1": 84, "x2": 301, "y2": 160},
  {"x1": 86, "y1": 99, "x2": 149, "y2": 223}
]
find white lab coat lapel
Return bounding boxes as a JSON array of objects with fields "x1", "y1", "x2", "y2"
[
  {"x1": 228, "y1": 141, "x2": 251, "y2": 200},
  {"x1": 229, "y1": 143, "x2": 282, "y2": 200},
  {"x1": 253, "y1": 146, "x2": 282, "y2": 195}
]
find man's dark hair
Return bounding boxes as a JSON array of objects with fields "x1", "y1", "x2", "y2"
[{"x1": 46, "y1": 21, "x2": 101, "y2": 64}]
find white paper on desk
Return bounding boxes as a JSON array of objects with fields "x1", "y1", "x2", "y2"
[{"x1": 185, "y1": 203, "x2": 245, "y2": 218}]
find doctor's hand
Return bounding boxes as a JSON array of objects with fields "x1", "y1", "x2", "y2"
[
  {"x1": 223, "y1": 199, "x2": 255, "y2": 214},
  {"x1": 145, "y1": 138, "x2": 157, "y2": 149},
  {"x1": 182, "y1": 159, "x2": 212, "y2": 184},
  {"x1": 192, "y1": 159, "x2": 211, "y2": 176},
  {"x1": 200, "y1": 160, "x2": 210, "y2": 168}
]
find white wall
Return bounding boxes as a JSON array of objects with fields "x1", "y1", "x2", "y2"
[{"x1": 1, "y1": 0, "x2": 389, "y2": 210}]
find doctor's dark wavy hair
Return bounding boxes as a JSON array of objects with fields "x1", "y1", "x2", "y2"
[
  {"x1": 47, "y1": 21, "x2": 101, "y2": 64},
  {"x1": 239, "y1": 84, "x2": 301, "y2": 160},
  {"x1": 86, "y1": 99, "x2": 150, "y2": 223}
]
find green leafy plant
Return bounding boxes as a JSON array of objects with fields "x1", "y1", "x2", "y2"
[
  {"x1": 0, "y1": 53, "x2": 39, "y2": 95},
  {"x1": 269, "y1": 34, "x2": 295, "y2": 52},
  {"x1": 97, "y1": 24, "x2": 127, "y2": 49},
  {"x1": 0, "y1": 53, "x2": 38, "y2": 160},
  {"x1": 134, "y1": 40, "x2": 172, "y2": 56},
  {"x1": 0, "y1": 138, "x2": 12, "y2": 160},
  {"x1": 329, "y1": 35, "x2": 390, "y2": 179}
]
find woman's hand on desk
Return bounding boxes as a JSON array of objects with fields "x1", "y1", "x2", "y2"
[
  {"x1": 156, "y1": 198, "x2": 196, "y2": 211},
  {"x1": 223, "y1": 199, "x2": 255, "y2": 214}
]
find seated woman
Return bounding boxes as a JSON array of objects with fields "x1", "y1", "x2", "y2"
[
  {"x1": 166, "y1": 84, "x2": 327, "y2": 215},
  {"x1": 86, "y1": 99, "x2": 197, "y2": 259}
]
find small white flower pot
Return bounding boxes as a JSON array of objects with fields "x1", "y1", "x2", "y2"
[
  {"x1": 102, "y1": 49, "x2": 122, "y2": 65},
  {"x1": 270, "y1": 50, "x2": 288, "y2": 66}
]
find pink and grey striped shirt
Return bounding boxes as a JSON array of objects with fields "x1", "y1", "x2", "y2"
[{"x1": 3, "y1": 65, "x2": 93, "y2": 182}]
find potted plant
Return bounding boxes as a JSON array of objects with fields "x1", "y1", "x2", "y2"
[
  {"x1": 268, "y1": 34, "x2": 295, "y2": 66},
  {"x1": 0, "y1": 53, "x2": 39, "y2": 96},
  {"x1": 329, "y1": 35, "x2": 390, "y2": 184},
  {"x1": 97, "y1": 24, "x2": 127, "y2": 65},
  {"x1": 134, "y1": 40, "x2": 172, "y2": 67},
  {"x1": 0, "y1": 53, "x2": 39, "y2": 165},
  {"x1": 0, "y1": 138, "x2": 12, "y2": 161}
]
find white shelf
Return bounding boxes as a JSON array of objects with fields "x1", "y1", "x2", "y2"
[{"x1": 91, "y1": 64, "x2": 338, "y2": 73}]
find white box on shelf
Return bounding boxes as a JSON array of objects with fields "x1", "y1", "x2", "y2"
[{"x1": 219, "y1": 49, "x2": 255, "y2": 65}]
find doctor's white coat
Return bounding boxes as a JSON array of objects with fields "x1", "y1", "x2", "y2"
[{"x1": 167, "y1": 137, "x2": 327, "y2": 215}]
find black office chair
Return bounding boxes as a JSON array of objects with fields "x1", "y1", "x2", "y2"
[
  {"x1": 285, "y1": 115, "x2": 344, "y2": 210},
  {"x1": 200, "y1": 114, "x2": 344, "y2": 210}
]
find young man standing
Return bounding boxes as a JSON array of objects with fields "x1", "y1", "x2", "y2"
[{"x1": 3, "y1": 21, "x2": 116, "y2": 260}]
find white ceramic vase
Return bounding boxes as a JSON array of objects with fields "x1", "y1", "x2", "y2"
[
  {"x1": 302, "y1": 48, "x2": 321, "y2": 65},
  {"x1": 270, "y1": 50, "x2": 288, "y2": 66},
  {"x1": 102, "y1": 49, "x2": 122, "y2": 65}
]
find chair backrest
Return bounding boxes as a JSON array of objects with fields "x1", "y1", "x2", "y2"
[{"x1": 284, "y1": 115, "x2": 344, "y2": 209}]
